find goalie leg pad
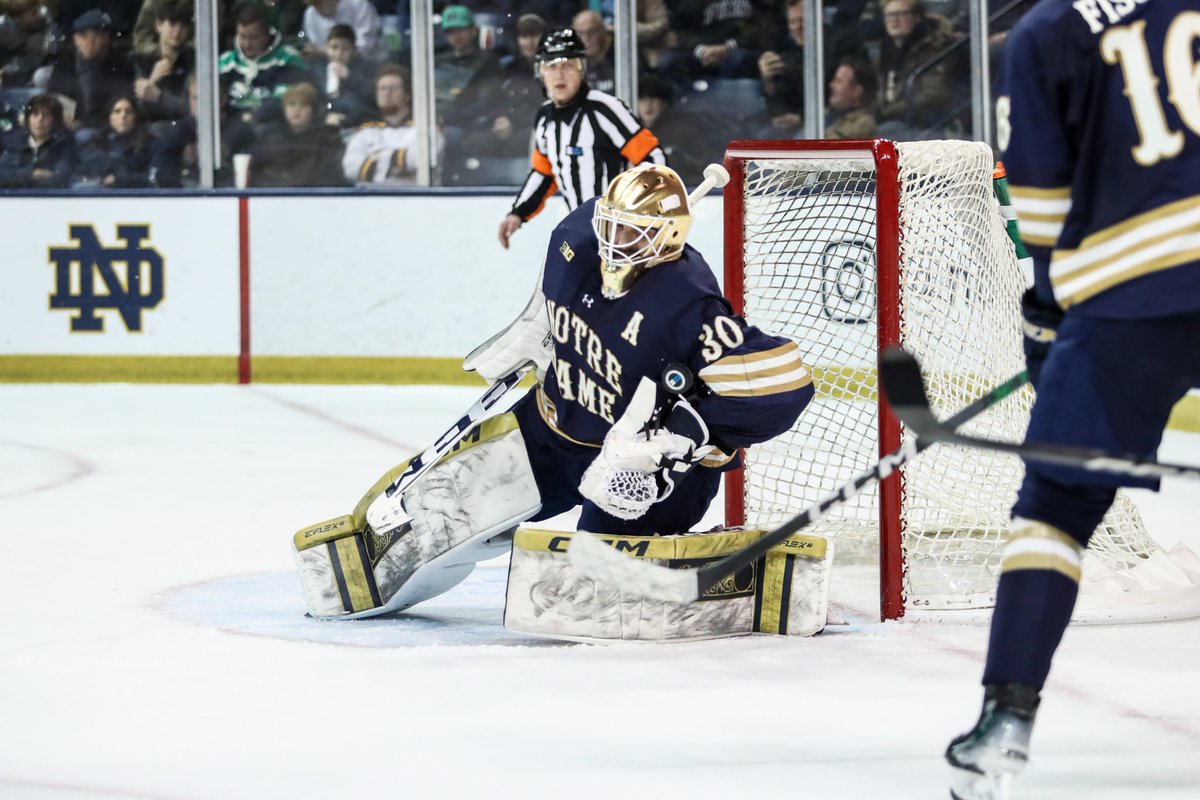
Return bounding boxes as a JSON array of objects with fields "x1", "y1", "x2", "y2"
[
  {"x1": 503, "y1": 527, "x2": 833, "y2": 641},
  {"x1": 294, "y1": 416, "x2": 542, "y2": 619}
]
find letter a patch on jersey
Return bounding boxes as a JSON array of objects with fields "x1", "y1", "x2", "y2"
[{"x1": 621, "y1": 311, "x2": 644, "y2": 346}]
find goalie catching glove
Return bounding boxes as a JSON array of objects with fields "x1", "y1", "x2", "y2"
[{"x1": 579, "y1": 376, "x2": 713, "y2": 520}]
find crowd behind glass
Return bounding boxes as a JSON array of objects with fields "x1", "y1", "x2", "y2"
[{"x1": 0, "y1": 0, "x2": 1034, "y2": 190}]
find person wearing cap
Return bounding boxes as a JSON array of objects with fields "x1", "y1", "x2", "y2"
[
  {"x1": 56, "y1": 0, "x2": 139, "y2": 45},
  {"x1": 497, "y1": 27, "x2": 666, "y2": 250},
  {"x1": 447, "y1": 11, "x2": 544, "y2": 165},
  {"x1": 433, "y1": 4, "x2": 499, "y2": 119},
  {"x1": 44, "y1": 8, "x2": 135, "y2": 134}
]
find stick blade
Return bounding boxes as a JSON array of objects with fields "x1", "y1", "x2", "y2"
[
  {"x1": 878, "y1": 347, "x2": 946, "y2": 442},
  {"x1": 567, "y1": 531, "x2": 700, "y2": 604}
]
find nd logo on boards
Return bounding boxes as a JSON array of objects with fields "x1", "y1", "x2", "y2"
[{"x1": 48, "y1": 224, "x2": 164, "y2": 332}]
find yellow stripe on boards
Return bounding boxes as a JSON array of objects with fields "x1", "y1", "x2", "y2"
[{"x1": 3, "y1": 357, "x2": 1195, "y2": 434}]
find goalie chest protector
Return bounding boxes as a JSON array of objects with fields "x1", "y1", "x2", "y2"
[{"x1": 538, "y1": 198, "x2": 796, "y2": 449}]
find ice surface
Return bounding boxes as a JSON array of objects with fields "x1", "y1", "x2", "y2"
[{"x1": 1, "y1": 383, "x2": 1197, "y2": 799}]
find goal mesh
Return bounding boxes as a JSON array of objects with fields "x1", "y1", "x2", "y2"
[{"x1": 727, "y1": 140, "x2": 1176, "y2": 618}]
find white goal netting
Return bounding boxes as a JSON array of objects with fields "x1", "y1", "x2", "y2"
[{"x1": 730, "y1": 140, "x2": 1200, "y2": 622}]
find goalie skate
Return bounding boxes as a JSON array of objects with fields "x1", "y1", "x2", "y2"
[{"x1": 946, "y1": 685, "x2": 1039, "y2": 800}]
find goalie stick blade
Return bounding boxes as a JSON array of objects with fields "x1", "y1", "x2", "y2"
[{"x1": 567, "y1": 531, "x2": 700, "y2": 604}]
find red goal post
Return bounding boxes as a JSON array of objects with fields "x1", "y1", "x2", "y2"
[
  {"x1": 719, "y1": 139, "x2": 1200, "y2": 624},
  {"x1": 723, "y1": 139, "x2": 905, "y2": 619}
]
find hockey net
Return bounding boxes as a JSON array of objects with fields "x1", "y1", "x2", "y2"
[{"x1": 722, "y1": 139, "x2": 1200, "y2": 623}]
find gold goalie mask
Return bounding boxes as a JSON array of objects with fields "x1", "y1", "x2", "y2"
[{"x1": 592, "y1": 164, "x2": 692, "y2": 299}]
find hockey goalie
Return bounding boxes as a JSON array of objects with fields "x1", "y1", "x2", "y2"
[{"x1": 292, "y1": 164, "x2": 833, "y2": 641}]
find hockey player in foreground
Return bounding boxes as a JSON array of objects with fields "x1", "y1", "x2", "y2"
[
  {"x1": 292, "y1": 163, "x2": 825, "y2": 641},
  {"x1": 945, "y1": 1, "x2": 1200, "y2": 798}
]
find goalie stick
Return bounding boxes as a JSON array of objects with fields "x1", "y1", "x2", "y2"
[
  {"x1": 879, "y1": 346, "x2": 1200, "y2": 483},
  {"x1": 367, "y1": 165, "x2": 731, "y2": 536},
  {"x1": 365, "y1": 363, "x2": 532, "y2": 534},
  {"x1": 566, "y1": 367, "x2": 1032, "y2": 603}
]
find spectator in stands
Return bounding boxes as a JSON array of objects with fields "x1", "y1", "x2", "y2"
[
  {"x1": 131, "y1": 0, "x2": 308, "y2": 58},
  {"x1": 76, "y1": 92, "x2": 155, "y2": 185},
  {"x1": 570, "y1": 8, "x2": 612, "y2": 94},
  {"x1": 343, "y1": 63, "x2": 443, "y2": 185},
  {"x1": 300, "y1": 0, "x2": 384, "y2": 62},
  {"x1": 0, "y1": 0, "x2": 59, "y2": 88},
  {"x1": 433, "y1": 5, "x2": 499, "y2": 120},
  {"x1": 756, "y1": 0, "x2": 868, "y2": 133},
  {"x1": 132, "y1": 0, "x2": 193, "y2": 123},
  {"x1": 657, "y1": 0, "x2": 768, "y2": 84},
  {"x1": 311, "y1": 22, "x2": 372, "y2": 128},
  {"x1": 757, "y1": 0, "x2": 807, "y2": 133},
  {"x1": 219, "y1": 0, "x2": 307, "y2": 124},
  {"x1": 635, "y1": 74, "x2": 708, "y2": 186},
  {"x1": 635, "y1": 0, "x2": 670, "y2": 72},
  {"x1": 452, "y1": 12, "x2": 544, "y2": 160},
  {"x1": 0, "y1": 92, "x2": 78, "y2": 186},
  {"x1": 257, "y1": 0, "x2": 308, "y2": 50},
  {"x1": 57, "y1": 1, "x2": 141, "y2": 50},
  {"x1": 45, "y1": 9, "x2": 135, "y2": 135},
  {"x1": 248, "y1": 80, "x2": 345, "y2": 186},
  {"x1": 152, "y1": 71, "x2": 257, "y2": 187},
  {"x1": 873, "y1": 0, "x2": 961, "y2": 138},
  {"x1": 825, "y1": 55, "x2": 877, "y2": 138}
]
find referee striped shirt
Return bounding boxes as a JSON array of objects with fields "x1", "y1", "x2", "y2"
[{"x1": 510, "y1": 84, "x2": 666, "y2": 222}]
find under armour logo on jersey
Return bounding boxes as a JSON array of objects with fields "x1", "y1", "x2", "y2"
[
  {"x1": 49, "y1": 224, "x2": 164, "y2": 332},
  {"x1": 582, "y1": 294, "x2": 594, "y2": 307},
  {"x1": 560, "y1": 241, "x2": 575, "y2": 261}
]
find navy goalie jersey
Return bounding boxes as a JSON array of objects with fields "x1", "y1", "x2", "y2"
[
  {"x1": 536, "y1": 198, "x2": 814, "y2": 461},
  {"x1": 998, "y1": 0, "x2": 1200, "y2": 318}
]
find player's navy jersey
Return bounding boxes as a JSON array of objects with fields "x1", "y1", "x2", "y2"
[
  {"x1": 536, "y1": 198, "x2": 814, "y2": 461},
  {"x1": 998, "y1": 0, "x2": 1200, "y2": 318}
]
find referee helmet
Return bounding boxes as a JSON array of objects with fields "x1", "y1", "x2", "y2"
[{"x1": 534, "y1": 28, "x2": 587, "y2": 76}]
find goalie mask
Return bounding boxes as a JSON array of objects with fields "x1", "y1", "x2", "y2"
[{"x1": 592, "y1": 164, "x2": 692, "y2": 299}]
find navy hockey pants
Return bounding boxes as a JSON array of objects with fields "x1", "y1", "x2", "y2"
[{"x1": 1013, "y1": 309, "x2": 1200, "y2": 545}]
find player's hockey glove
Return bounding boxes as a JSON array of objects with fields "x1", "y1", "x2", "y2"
[
  {"x1": 580, "y1": 385, "x2": 713, "y2": 520},
  {"x1": 1021, "y1": 288, "x2": 1063, "y2": 389}
]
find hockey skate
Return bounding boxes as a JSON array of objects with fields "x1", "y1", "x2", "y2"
[{"x1": 946, "y1": 684, "x2": 1040, "y2": 800}]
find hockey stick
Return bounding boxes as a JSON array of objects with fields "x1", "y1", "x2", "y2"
[
  {"x1": 567, "y1": 367, "x2": 1031, "y2": 603},
  {"x1": 879, "y1": 346, "x2": 1200, "y2": 482},
  {"x1": 365, "y1": 363, "x2": 533, "y2": 533},
  {"x1": 688, "y1": 163, "x2": 730, "y2": 204}
]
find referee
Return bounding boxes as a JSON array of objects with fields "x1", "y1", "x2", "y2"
[{"x1": 498, "y1": 29, "x2": 667, "y2": 249}]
